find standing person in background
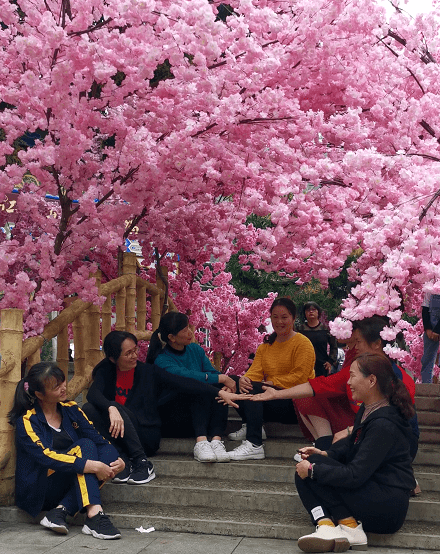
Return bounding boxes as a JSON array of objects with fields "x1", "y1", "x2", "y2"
[
  {"x1": 147, "y1": 312, "x2": 238, "y2": 463},
  {"x1": 297, "y1": 302, "x2": 338, "y2": 377},
  {"x1": 421, "y1": 292, "x2": 440, "y2": 383},
  {"x1": 227, "y1": 297, "x2": 316, "y2": 461},
  {"x1": 294, "y1": 354, "x2": 416, "y2": 553},
  {"x1": 8, "y1": 362, "x2": 123, "y2": 540}
]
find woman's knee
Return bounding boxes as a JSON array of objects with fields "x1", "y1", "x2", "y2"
[{"x1": 70, "y1": 438, "x2": 98, "y2": 460}]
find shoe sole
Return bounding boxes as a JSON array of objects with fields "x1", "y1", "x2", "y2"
[
  {"x1": 229, "y1": 453, "x2": 265, "y2": 461},
  {"x1": 298, "y1": 536, "x2": 349, "y2": 553},
  {"x1": 194, "y1": 456, "x2": 217, "y2": 462},
  {"x1": 82, "y1": 524, "x2": 121, "y2": 540},
  {"x1": 214, "y1": 456, "x2": 230, "y2": 462},
  {"x1": 40, "y1": 517, "x2": 68, "y2": 535},
  {"x1": 228, "y1": 433, "x2": 267, "y2": 441},
  {"x1": 112, "y1": 476, "x2": 130, "y2": 483},
  {"x1": 127, "y1": 471, "x2": 156, "y2": 485}
]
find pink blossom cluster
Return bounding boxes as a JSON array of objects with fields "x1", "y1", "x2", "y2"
[{"x1": 0, "y1": 0, "x2": 439, "y2": 373}]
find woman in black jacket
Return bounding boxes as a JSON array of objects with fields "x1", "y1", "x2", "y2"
[
  {"x1": 83, "y1": 330, "x2": 239, "y2": 484},
  {"x1": 294, "y1": 353, "x2": 416, "y2": 553}
]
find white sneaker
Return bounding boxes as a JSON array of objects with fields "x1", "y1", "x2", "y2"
[
  {"x1": 229, "y1": 440, "x2": 265, "y2": 461},
  {"x1": 194, "y1": 440, "x2": 216, "y2": 462},
  {"x1": 298, "y1": 524, "x2": 350, "y2": 553},
  {"x1": 227, "y1": 424, "x2": 267, "y2": 441},
  {"x1": 210, "y1": 440, "x2": 230, "y2": 462},
  {"x1": 339, "y1": 522, "x2": 368, "y2": 550}
]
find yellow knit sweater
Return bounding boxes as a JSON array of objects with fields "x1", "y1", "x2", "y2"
[{"x1": 245, "y1": 333, "x2": 315, "y2": 389}]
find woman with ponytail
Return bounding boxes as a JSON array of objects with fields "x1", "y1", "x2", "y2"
[
  {"x1": 147, "y1": 312, "x2": 239, "y2": 463},
  {"x1": 294, "y1": 353, "x2": 416, "y2": 553},
  {"x1": 8, "y1": 362, "x2": 123, "y2": 540}
]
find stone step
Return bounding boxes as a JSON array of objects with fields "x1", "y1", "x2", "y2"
[
  {"x1": 416, "y1": 396, "x2": 440, "y2": 412},
  {"x1": 150, "y1": 453, "x2": 440, "y2": 490},
  {"x1": 2, "y1": 504, "x2": 440, "y2": 551},
  {"x1": 417, "y1": 411, "x2": 440, "y2": 426},
  {"x1": 158, "y1": 437, "x2": 440, "y2": 467},
  {"x1": 415, "y1": 384, "x2": 440, "y2": 397},
  {"x1": 419, "y1": 426, "x2": 440, "y2": 443},
  {"x1": 101, "y1": 476, "x2": 440, "y2": 522},
  {"x1": 102, "y1": 503, "x2": 440, "y2": 550}
]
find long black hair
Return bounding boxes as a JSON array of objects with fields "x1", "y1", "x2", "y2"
[
  {"x1": 355, "y1": 353, "x2": 415, "y2": 420},
  {"x1": 264, "y1": 297, "x2": 296, "y2": 345},
  {"x1": 8, "y1": 362, "x2": 65, "y2": 426},
  {"x1": 146, "y1": 312, "x2": 189, "y2": 363},
  {"x1": 92, "y1": 330, "x2": 138, "y2": 378}
]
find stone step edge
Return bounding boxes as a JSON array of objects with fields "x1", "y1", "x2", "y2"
[{"x1": 106, "y1": 511, "x2": 440, "y2": 550}]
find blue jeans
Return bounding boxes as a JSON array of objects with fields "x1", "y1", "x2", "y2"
[{"x1": 421, "y1": 332, "x2": 439, "y2": 383}]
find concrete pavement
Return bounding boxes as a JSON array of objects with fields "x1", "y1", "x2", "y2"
[{"x1": 0, "y1": 521, "x2": 433, "y2": 554}]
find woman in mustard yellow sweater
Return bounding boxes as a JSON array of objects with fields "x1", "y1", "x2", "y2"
[{"x1": 228, "y1": 297, "x2": 316, "y2": 461}]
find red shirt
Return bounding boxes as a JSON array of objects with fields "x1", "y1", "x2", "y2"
[{"x1": 115, "y1": 367, "x2": 135, "y2": 406}]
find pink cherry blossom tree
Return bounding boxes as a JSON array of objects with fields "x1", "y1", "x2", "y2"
[{"x1": 1, "y1": 0, "x2": 440, "y2": 375}]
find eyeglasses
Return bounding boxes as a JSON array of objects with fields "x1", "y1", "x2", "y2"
[{"x1": 122, "y1": 347, "x2": 138, "y2": 358}]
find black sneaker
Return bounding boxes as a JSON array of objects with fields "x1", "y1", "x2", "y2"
[
  {"x1": 40, "y1": 506, "x2": 69, "y2": 535},
  {"x1": 82, "y1": 511, "x2": 121, "y2": 540},
  {"x1": 112, "y1": 458, "x2": 131, "y2": 483},
  {"x1": 127, "y1": 458, "x2": 155, "y2": 484}
]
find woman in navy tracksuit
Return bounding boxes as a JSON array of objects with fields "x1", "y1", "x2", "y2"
[{"x1": 8, "y1": 362, "x2": 123, "y2": 540}]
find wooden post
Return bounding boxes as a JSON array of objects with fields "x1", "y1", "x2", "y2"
[
  {"x1": 151, "y1": 293, "x2": 161, "y2": 331},
  {"x1": 101, "y1": 296, "x2": 112, "y2": 342},
  {"x1": 57, "y1": 325, "x2": 69, "y2": 382},
  {"x1": 156, "y1": 265, "x2": 168, "y2": 315},
  {"x1": 123, "y1": 253, "x2": 137, "y2": 334},
  {"x1": 0, "y1": 309, "x2": 23, "y2": 506},
  {"x1": 137, "y1": 285, "x2": 147, "y2": 333},
  {"x1": 115, "y1": 286, "x2": 126, "y2": 331},
  {"x1": 72, "y1": 312, "x2": 86, "y2": 378},
  {"x1": 85, "y1": 270, "x2": 103, "y2": 370}
]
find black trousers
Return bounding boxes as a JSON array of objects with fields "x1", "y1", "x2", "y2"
[
  {"x1": 82, "y1": 402, "x2": 160, "y2": 459},
  {"x1": 295, "y1": 454, "x2": 410, "y2": 534},
  {"x1": 159, "y1": 384, "x2": 228, "y2": 439},
  {"x1": 233, "y1": 381, "x2": 298, "y2": 446}
]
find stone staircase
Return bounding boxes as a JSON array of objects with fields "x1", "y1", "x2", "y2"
[
  {"x1": 1, "y1": 384, "x2": 439, "y2": 550},
  {"x1": 99, "y1": 383, "x2": 440, "y2": 550}
]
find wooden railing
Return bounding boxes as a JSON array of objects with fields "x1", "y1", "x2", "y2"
[{"x1": 0, "y1": 252, "x2": 178, "y2": 505}]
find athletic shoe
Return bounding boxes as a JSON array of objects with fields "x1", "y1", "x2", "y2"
[
  {"x1": 210, "y1": 439, "x2": 230, "y2": 462},
  {"x1": 112, "y1": 458, "x2": 131, "y2": 483},
  {"x1": 40, "y1": 506, "x2": 69, "y2": 535},
  {"x1": 127, "y1": 458, "x2": 155, "y2": 484},
  {"x1": 339, "y1": 522, "x2": 368, "y2": 550},
  {"x1": 227, "y1": 423, "x2": 267, "y2": 441},
  {"x1": 193, "y1": 440, "x2": 217, "y2": 462},
  {"x1": 82, "y1": 511, "x2": 121, "y2": 540},
  {"x1": 228, "y1": 440, "x2": 265, "y2": 461},
  {"x1": 298, "y1": 524, "x2": 350, "y2": 553}
]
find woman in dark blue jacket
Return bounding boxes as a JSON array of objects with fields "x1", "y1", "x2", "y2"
[{"x1": 8, "y1": 362, "x2": 123, "y2": 540}]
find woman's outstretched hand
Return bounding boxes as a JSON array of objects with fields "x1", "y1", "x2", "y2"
[
  {"x1": 216, "y1": 390, "x2": 252, "y2": 408},
  {"x1": 249, "y1": 386, "x2": 278, "y2": 401}
]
